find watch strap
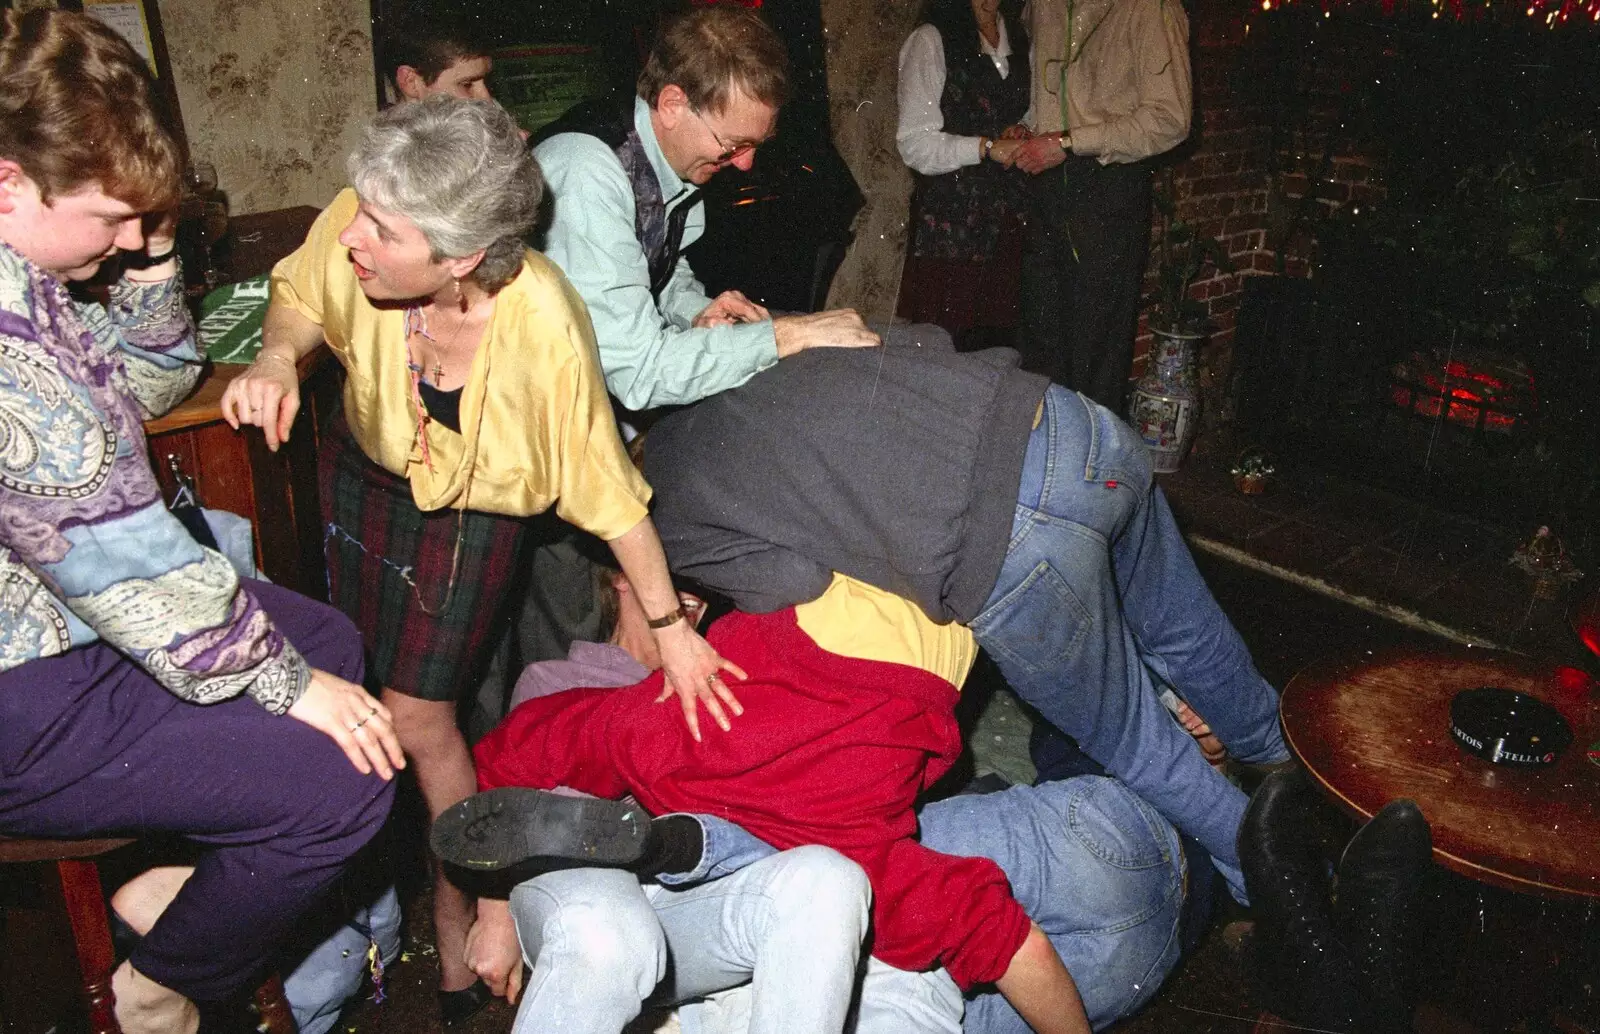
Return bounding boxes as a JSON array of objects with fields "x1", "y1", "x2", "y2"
[
  {"x1": 121, "y1": 246, "x2": 177, "y2": 271},
  {"x1": 647, "y1": 605, "x2": 686, "y2": 630}
]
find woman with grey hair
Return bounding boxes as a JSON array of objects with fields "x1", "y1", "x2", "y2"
[{"x1": 222, "y1": 95, "x2": 743, "y2": 1021}]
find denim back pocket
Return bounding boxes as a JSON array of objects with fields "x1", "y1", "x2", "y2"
[{"x1": 971, "y1": 553, "x2": 1091, "y2": 679}]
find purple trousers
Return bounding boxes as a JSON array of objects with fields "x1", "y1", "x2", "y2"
[{"x1": 0, "y1": 580, "x2": 395, "y2": 1002}]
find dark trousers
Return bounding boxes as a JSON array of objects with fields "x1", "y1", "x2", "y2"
[
  {"x1": 1017, "y1": 157, "x2": 1154, "y2": 412},
  {"x1": 0, "y1": 581, "x2": 395, "y2": 1002}
]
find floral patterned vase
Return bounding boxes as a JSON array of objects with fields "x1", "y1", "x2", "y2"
[{"x1": 1128, "y1": 328, "x2": 1203, "y2": 474}]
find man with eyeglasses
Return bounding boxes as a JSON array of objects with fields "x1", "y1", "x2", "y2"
[{"x1": 532, "y1": 5, "x2": 879, "y2": 414}]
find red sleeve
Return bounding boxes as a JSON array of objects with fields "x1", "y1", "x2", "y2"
[
  {"x1": 848, "y1": 838, "x2": 1032, "y2": 991},
  {"x1": 473, "y1": 684, "x2": 638, "y2": 799}
]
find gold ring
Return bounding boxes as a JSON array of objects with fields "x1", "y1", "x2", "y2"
[
  {"x1": 352, "y1": 715, "x2": 370, "y2": 732},
  {"x1": 705, "y1": 674, "x2": 719, "y2": 687}
]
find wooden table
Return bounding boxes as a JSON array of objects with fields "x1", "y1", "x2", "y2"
[{"x1": 1281, "y1": 646, "x2": 1600, "y2": 899}]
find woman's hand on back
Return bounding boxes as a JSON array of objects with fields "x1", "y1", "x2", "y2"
[{"x1": 652, "y1": 620, "x2": 747, "y2": 742}]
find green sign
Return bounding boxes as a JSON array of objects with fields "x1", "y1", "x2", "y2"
[{"x1": 198, "y1": 274, "x2": 271, "y2": 364}]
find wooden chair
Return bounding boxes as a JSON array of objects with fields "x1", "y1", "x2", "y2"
[{"x1": 0, "y1": 835, "x2": 296, "y2": 1034}]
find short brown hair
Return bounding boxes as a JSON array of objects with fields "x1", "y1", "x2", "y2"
[
  {"x1": 636, "y1": 6, "x2": 790, "y2": 115},
  {"x1": 0, "y1": 9, "x2": 182, "y2": 210},
  {"x1": 376, "y1": 8, "x2": 494, "y2": 88}
]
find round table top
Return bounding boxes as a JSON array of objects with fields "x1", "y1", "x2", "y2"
[{"x1": 1281, "y1": 646, "x2": 1600, "y2": 899}]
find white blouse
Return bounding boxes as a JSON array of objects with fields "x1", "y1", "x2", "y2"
[{"x1": 896, "y1": 19, "x2": 1014, "y2": 177}]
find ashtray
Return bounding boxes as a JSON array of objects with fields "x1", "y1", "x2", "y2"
[{"x1": 1449, "y1": 686, "x2": 1572, "y2": 768}]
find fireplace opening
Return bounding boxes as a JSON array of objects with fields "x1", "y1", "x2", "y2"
[
  {"x1": 1232, "y1": 253, "x2": 1599, "y2": 554},
  {"x1": 1386, "y1": 346, "x2": 1538, "y2": 438}
]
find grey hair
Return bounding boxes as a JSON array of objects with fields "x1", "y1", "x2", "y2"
[{"x1": 348, "y1": 96, "x2": 541, "y2": 293}]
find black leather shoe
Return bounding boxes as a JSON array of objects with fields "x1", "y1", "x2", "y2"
[
  {"x1": 438, "y1": 978, "x2": 494, "y2": 1026},
  {"x1": 1336, "y1": 798, "x2": 1433, "y2": 1034},
  {"x1": 1238, "y1": 768, "x2": 1360, "y2": 1030},
  {"x1": 431, "y1": 787, "x2": 651, "y2": 873}
]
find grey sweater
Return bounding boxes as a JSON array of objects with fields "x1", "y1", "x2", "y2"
[{"x1": 642, "y1": 327, "x2": 1049, "y2": 624}]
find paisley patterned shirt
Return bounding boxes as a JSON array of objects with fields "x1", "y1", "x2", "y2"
[{"x1": 0, "y1": 242, "x2": 310, "y2": 713}]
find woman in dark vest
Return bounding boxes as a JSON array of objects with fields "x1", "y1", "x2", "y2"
[{"x1": 895, "y1": 0, "x2": 1031, "y2": 342}]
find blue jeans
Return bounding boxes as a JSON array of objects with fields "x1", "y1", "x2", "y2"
[
  {"x1": 507, "y1": 845, "x2": 869, "y2": 1034},
  {"x1": 969, "y1": 386, "x2": 1289, "y2": 900},
  {"x1": 679, "y1": 777, "x2": 1185, "y2": 1034}
]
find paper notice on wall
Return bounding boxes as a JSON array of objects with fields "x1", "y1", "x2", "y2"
[{"x1": 82, "y1": 0, "x2": 157, "y2": 76}]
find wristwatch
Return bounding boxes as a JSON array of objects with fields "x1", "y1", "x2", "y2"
[
  {"x1": 1059, "y1": 133, "x2": 1073, "y2": 152},
  {"x1": 981, "y1": 136, "x2": 995, "y2": 161},
  {"x1": 647, "y1": 604, "x2": 687, "y2": 630},
  {"x1": 121, "y1": 245, "x2": 177, "y2": 271}
]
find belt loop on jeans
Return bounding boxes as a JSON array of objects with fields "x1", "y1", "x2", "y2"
[{"x1": 1075, "y1": 389, "x2": 1103, "y2": 484}]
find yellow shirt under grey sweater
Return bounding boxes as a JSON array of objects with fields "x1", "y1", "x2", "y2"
[
  {"x1": 796, "y1": 573, "x2": 977, "y2": 689},
  {"x1": 272, "y1": 189, "x2": 650, "y2": 538}
]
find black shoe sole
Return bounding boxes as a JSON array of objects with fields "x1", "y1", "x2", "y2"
[{"x1": 431, "y1": 788, "x2": 651, "y2": 872}]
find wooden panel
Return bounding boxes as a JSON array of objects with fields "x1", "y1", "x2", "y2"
[
  {"x1": 146, "y1": 357, "x2": 337, "y2": 600},
  {"x1": 222, "y1": 207, "x2": 319, "y2": 281},
  {"x1": 1282, "y1": 647, "x2": 1600, "y2": 899}
]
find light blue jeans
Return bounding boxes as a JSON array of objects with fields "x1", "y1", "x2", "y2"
[
  {"x1": 970, "y1": 386, "x2": 1290, "y2": 899},
  {"x1": 679, "y1": 777, "x2": 1185, "y2": 1034},
  {"x1": 507, "y1": 845, "x2": 869, "y2": 1034}
]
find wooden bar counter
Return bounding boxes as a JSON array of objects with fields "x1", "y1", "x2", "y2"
[{"x1": 143, "y1": 205, "x2": 335, "y2": 599}]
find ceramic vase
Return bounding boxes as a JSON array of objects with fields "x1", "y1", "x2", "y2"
[{"x1": 1128, "y1": 328, "x2": 1203, "y2": 474}]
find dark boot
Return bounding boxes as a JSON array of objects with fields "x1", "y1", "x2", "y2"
[
  {"x1": 1238, "y1": 768, "x2": 1361, "y2": 1030},
  {"x1": 1335, "y1": 799, "x2": 1433, "y2": 1034},
  {"x1": 431, "y1": 787, "x2": 652, "y2": 873},
  {"x1": 431, "y1": 787, "x2": 707, "y2": 880}
]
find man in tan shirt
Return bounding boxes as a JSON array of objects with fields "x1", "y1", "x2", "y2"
[{"x1": 1009, "y1": 0, "x2": 1192, "y2": 410}]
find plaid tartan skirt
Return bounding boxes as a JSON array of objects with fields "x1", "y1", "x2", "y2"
[{"x1": 318, "y1": 410, "x2": 529, "y2": 701}]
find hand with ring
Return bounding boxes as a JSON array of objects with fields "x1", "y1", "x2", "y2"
[
  {"x1": 220, "y1": 349, "x2": 303, "y2": 452},
  {"x1": 287, "y1": 670, "x2": 405, "y2": 779},
  {"x1": 653, "y1": 620, "x2": 746, "y2": 742},
  {"x1": 349, "y1": 704, "x2": 378, "y2": 733}
]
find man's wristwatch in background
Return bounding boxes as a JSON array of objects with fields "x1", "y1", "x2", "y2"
[{"x1": 1059, "y1": 133, "x2": 1073, "y2": 152}]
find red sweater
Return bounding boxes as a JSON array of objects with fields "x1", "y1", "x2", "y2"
[{"x1": 475, "y1": 607, "x2": 1031, "y2": 989}]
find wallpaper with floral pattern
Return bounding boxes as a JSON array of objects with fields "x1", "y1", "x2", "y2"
[{"x1": 156, "y1": 0, "x2": 376, "y2": 215}]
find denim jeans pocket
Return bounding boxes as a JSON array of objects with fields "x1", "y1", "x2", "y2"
[
  {"x1": 971, "y1": 558, "x2": 1090, "y2": 678},
  {"x1": 1067, "y1": 778, "x2": 1171, "y2": 872}
]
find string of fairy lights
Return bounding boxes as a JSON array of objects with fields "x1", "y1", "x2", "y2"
[{"x1": 1254, "y1": 0, "x2": 1600, "y2": 26}]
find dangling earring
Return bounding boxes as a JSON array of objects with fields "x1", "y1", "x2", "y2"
[{"x1": 454, "y1": 277, "x2": 468, "y2": 314}]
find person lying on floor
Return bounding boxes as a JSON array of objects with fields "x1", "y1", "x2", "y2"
[
  {"x1": 637, "y1": 323, "x2": 1289, "y2": 902},
  {"x1": 446, "y1": 567, "x2": 1185, "y2": 1033},
  {"x1": 442, "y1": 569, "x2": 1188, "y2": 1034}
]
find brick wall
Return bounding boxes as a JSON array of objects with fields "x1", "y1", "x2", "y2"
[{"x1": 1141, "y1": 0, "x2": 1386, "y2": 432}]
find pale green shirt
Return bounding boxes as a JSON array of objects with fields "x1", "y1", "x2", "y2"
[{"x1": 534, "y1": 97, "x2": 780, "y2": 411}]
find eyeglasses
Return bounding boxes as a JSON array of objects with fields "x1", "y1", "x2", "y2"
[{"x1": 690, "y1": 106, "x2": 760, "y2": 165}]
